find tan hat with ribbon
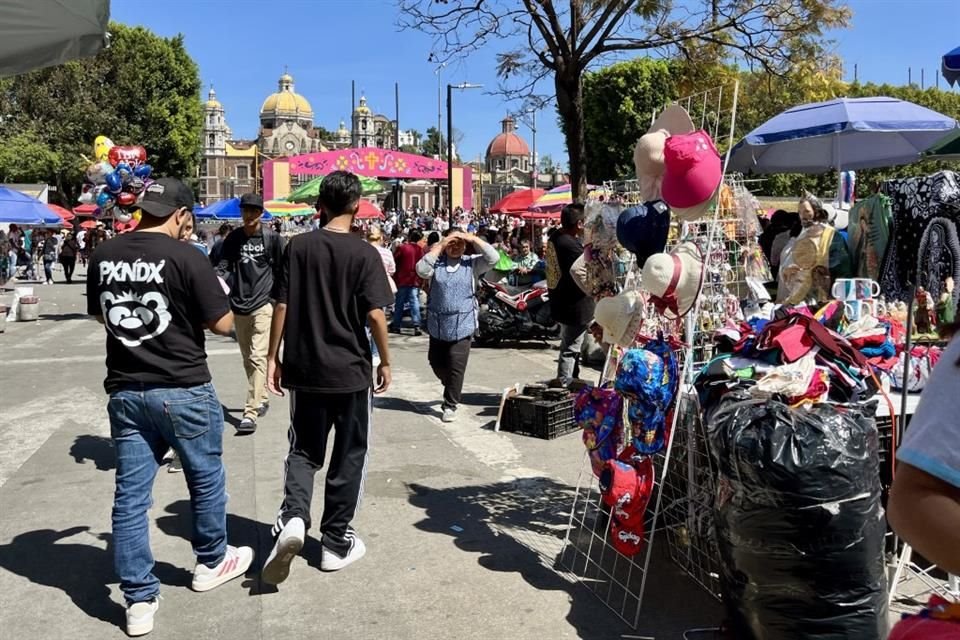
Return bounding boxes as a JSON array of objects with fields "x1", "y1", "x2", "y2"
[
  {"x1": 641, "y1": 241, "x2": 704, "y2": 319},
  {"x1": 633, "y1": 105, "x2": 696, "y2": 201},
  {"x1": 595, "y1": 290, "x2": 646, "y2": 347}
]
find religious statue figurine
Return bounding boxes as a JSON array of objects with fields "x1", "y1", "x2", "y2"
[
  {"x1": 936, "y1": 277, "x2": 956, "y2": 327},
  {"x1": 915, "y1": 286, "x2": 934, "y2": 334}
]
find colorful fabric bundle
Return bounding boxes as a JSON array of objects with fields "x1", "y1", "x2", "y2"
[
  {"x1": 599, "y1": 456, "x2": 654, "y2": 557},
  {"x1": 616, "y1": 339, "x2": 679, "y2": 455}
]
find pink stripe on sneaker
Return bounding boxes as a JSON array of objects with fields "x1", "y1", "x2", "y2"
[{"x1": 217, "y1": 557, "x2": 237, "y2": 577}]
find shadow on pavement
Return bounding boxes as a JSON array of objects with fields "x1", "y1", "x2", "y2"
[
  {"x1": 374, "y1": 396, "x2": 442, "y2": 418},
  {"x1": 155, "y1": 500, "x2": 278, "y2": 596},
  {"x1": 407, "y1": 477, "x2": 632, "y2": 639},
  {"x1": 39, "y1": 312, "x2": 89, "y2": 321},
  {"x1": 221, "y1": 405, "x2": 243, "y2": 430},
  {"x1": 0, "y1": 525, "x2": 191, "y2": 628},
  {"x1": 69, "y1": 434, "x2": 115, "y2": 471}
]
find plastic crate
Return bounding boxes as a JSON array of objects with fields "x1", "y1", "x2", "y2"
[{"x1": 501, "y1": 395, "x2": 577, "y2": 440}]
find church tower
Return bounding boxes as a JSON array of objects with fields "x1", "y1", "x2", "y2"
[{"x1": 202, "y1": 86, "x2": 228, "y2": 155}]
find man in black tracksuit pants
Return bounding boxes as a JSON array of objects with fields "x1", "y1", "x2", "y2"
[{"x1": 261, "y1": 171, "x2": 393, "y2": 583}]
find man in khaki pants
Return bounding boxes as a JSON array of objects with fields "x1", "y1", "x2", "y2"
[{"x1": 216, "y1": 193, "x2": 285, "y2": 433}]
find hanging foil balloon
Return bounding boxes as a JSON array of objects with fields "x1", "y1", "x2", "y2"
[
  {"x1": 108, "y1": 145, "x2": 147, "y2": 168},
  {"x1": 127, "y1": 177, "x2": 145, "y2": 194},
  {"x1": 133, "y1": 164, "x2": 152, "y2": 179},
  {"x1": 96, "y1": 191, "x2": 114, "y2": 208},
  {"x1": 115, "y1": 162, "x2": 133, "y2": 183},
  {"x1": 94, "y1": 135, "x2": 114, "y2": 163},
  {"x1": 113, "y1": 208, "x2": 133, "y2": 223},
  {"x1": 105, "y1": 171, "x2": 123, "y2": 193},
  {"x1": 116, "y1": 192, "x2": 137, "y2": 207}
]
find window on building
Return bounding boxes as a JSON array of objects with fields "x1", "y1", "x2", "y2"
[
  {"x1": 361, "y1": 120, "x2": 367, "y2": 130},
  {"x1": 236, "y1": 165, "x2": 249, "y2": 181},
  {"x1": 200, "y1": 160, "x2": 207, "y2": 176},
  {"x1": 208, "y1": 114, "x2": 214, "y2": 125},
  {"x1": 411, "y1": 196, "x2": 420, "y2": 209},
  {"x1": 511, "y1": 158, "x2": 519, "y2": 169},
  {"x1": 208, "y1": 133, "x2": 216, "y2": 148},
  {"x1": 498, "y1": 159, "x2": 504, "y2": 169},
  {"x1": 524, "y1": 159, "x2": 529, "y2": 171}
]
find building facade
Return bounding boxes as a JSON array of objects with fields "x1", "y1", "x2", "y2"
[
  {"x1": 199, "y1": 87, "x2": 257, "y2": 203},
  {"x1": 351, "y1": 95, "x2": 397, "y2": 149},
  {"x1": 258, "y1": 72, "x2": 326, "y2": 156},
  {"x1": 485, "y1": 116, "x2": 531, "y2": 185}
]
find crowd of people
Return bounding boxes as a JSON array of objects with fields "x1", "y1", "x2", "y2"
[
  {"x1": 1, "y1": 223, "x2": 106, "y2": 285},
  {"x1": 71, "y1": 169, "x2": 598, "y2": 636}
]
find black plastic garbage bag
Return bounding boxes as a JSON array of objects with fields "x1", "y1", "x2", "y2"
[{"x1": 707, "y1": 395, "x2": 887, "y2": 640}]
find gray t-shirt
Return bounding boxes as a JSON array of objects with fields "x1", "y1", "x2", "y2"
[{"x1": 897, "y1": 335, "x2": 960, "y2": 489}]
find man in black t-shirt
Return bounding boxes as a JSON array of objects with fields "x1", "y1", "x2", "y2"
[
  {"x1": 87, "y1": 178, "x2": 253, "y2": 637},
  {"x1": 545, "y1": 203, "x2": 596, "y2": 384},
  {"x1": 261, "y1": 171, "x2": 393, "y2": 584},
  {"x1": 215, "y1": 193, "x2": 285, "y2": 433}
]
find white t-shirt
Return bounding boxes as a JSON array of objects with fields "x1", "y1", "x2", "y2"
[{"x1": 897, "y1": 335, "x2": 960, "y2": 489}]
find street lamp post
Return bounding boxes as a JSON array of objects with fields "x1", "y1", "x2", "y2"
[
  {"x1": 446, "y1": 82, "x2": 482, "y2": 216},
  {"x1": 514, "y1": 107, "x2": 538, "y2": 188}
]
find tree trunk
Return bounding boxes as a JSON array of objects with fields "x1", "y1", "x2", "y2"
[{"x1": 555, "y1": 69, "x2": 588, "y2": 203}]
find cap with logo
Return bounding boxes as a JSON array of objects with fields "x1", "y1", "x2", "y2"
[{"x1": 137, "y1": 178, "x2": 195, "y2": 218}]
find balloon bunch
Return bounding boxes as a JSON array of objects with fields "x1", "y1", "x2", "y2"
[{"x1": 78, "y1": 135, "x2": 153, "y2": 223}]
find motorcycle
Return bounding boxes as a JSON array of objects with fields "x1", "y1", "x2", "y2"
[{"x1": 476, "y1": 277, "x2": 560, "y2": 345}]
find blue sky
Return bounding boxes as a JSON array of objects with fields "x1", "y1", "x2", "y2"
[{"x1": 112, "y1": 0, "x2": 959, "y2": 168}]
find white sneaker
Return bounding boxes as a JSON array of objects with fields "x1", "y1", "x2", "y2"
[
  {"x1": 261, "y1": 517, "x2": 305, "y2": 585},
  {"x1": 126, "y1": 598, "x2": 159, "y2": 636},
  {"x1": 320, "y1": 530, "x2": 366, "y2": 572},
  {"x1": 191, "y1": 544, "x2": 253, "y2": 592},
  {"x1": 442, "y1": 407, "x2": 457, "y2": 423}
]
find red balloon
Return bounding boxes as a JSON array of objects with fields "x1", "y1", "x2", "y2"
[
  {"x1": 116, "y1": 192, "x2": 137, "y2": 207},
  {"x1": 108, "y1": 145, "x2": 147, "y2": 167}
]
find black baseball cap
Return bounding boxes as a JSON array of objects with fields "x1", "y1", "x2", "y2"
[
  {"x1": 239, "y1": 193, "x2": 264, "y2": 210},
  {"x1": 138, "y1": 178, "x2": 195, "y2": 218}
]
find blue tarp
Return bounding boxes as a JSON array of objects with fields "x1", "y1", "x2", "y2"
[
  {"x1": 195, "y1": 197, "x2": 273, "y2": 221},
  {"x1": 0, "y1": 186, "x2": 63, "y2": 225}
]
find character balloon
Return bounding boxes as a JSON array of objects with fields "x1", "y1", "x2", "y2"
[{"x1": 94, "y1": 135, "x2": 114, "y2": 163}]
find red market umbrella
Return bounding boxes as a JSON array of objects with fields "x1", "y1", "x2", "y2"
[
  {"x1": 79, "y1": 219, "x2": 98, "y2": 229},
  {"x1": 521, "y1": 210, "x2": 561, "y2": 220},
  {"x1": 48, "y1": 204, "x2": 75, "y2": 221},
  {"x1": 489, "y1": 188, "x2": 545, "y2": 214},
  {"x1": 73, "y1": 203, "x2": 98, "y2": 216},
  {"x1": 355, "y1": 199, "x2": 383, "y2": 220}
]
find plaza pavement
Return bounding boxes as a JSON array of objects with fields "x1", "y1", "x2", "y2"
[{"x1": 0, "y1": 264, "x2": 721, "y2": 640}]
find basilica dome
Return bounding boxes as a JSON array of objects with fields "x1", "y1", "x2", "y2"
[
  {"x1": 486, "y1": 116, "x2": 530, "y2": 158},
  {"x1": 260, "y1": 72, "x2": 313, "y2": 123}
]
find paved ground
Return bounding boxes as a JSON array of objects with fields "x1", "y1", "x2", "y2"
[{"x1": 0, "y1": 264, "x2": 722, "y2": 640}]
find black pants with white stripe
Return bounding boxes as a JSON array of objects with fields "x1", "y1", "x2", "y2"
[{"x1": 275, "y1": 388, "x2": 371, "y2": 556}]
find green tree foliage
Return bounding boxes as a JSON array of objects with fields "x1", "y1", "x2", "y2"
[
  {"x1": 421, "y1": 126, "x2": 459, "y2": 162},
  {"x1": 578, "y1": 58, "x2": 675, "y2": 181},
  {"x1": 0, "y1": 23, "x2": 202, "y2": 205}
]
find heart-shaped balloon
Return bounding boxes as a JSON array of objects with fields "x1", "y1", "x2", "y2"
[
  {"x1": 117, "y1": 192, "x2": 137, "y2": 207},
  {"x1": 133, "y1": 164, "x2": 152, "y2": 179},
  {"x1": 105, "y1": 171, "x2": 123, "y2": 193},
  {"x1": 108, "y1": 145, "x2": 147, "y2": 168}
]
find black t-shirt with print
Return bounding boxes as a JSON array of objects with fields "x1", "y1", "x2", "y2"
[
  {"x1": 216, "y1": 227, "x2": 284, "y2": 315},
  {"x1": 87, "y1": 233, "x2": 231, "y2": 393},
  {"x1": 274, "y1": 229, "x2": 393, "y2": 393}
]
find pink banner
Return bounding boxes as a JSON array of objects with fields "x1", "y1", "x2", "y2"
[{"x1": 285, "y1": 148, "x2": 448, "y2": 179}]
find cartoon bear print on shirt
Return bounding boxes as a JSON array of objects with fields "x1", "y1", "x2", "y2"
[{"x1": 101, "y1": 290, "x2": 171, "y2": 347}]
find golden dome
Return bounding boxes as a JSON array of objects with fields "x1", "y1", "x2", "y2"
[
  {"x1": 260, "y1": 72, "x2": 313, "y2": 118},
  {"x1": 205, "y1": 86, "x2": 221, "y2": 109},
  {"x1": 354, "y1": 95, "x2": 371, "y2": 115}
]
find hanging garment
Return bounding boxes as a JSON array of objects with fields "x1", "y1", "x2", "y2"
[
  {"x1": 878, "y1": 171, "x2": 960, "y2": 303},
  {"x1": 846, "y1": 194, "x2": 892, "y2": 281}
]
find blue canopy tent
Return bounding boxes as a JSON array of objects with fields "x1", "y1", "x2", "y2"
[
  {"x1": 729, "y1": 96, "x2": 958, "y2": 175},
  {"x1": 0, "y1": 186, "x2": 63, "y2": 225},
  {"x1": 195, "y1": 197, "x2": 273, "y2": 221},
  {"x1": 943, "y1": 45, "x2": 960, "y2": 87}
]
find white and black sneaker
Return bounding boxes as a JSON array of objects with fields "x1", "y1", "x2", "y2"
[
  {"x1": 257, "y1": 402, "x2": 270, "y2": 418},
  {"x1": 320, "y1": 529, "x2": 366, "y2": 572},
  {"x1": 262, "y1": 517, "x2": 305, "y2": 585},
  {"x1": 126, "y1": 598, "x2": 159, "y2": 636},
  {"x1": 236, "y1": 418, "x2": 257, "y2": 434}
]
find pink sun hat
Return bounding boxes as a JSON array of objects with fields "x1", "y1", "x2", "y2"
[{"x1": 661, "y1": 130, "x2": 722, "y2": 221}]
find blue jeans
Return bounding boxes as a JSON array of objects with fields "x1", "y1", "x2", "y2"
[
  {"x1": 108, "y1": 382, "x2": 227, "y2": 604},
  {"x1": 390, "y1": 286, "x2": 421, "y2": 329}
]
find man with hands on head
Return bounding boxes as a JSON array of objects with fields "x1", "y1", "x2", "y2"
[{"x1": 416, "y1": 228, "x2": 499, "y2": 423}]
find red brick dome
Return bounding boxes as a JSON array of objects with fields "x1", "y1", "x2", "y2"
[{"x1": 486, "y1": 116, "x2": 530, "y2": 158}]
